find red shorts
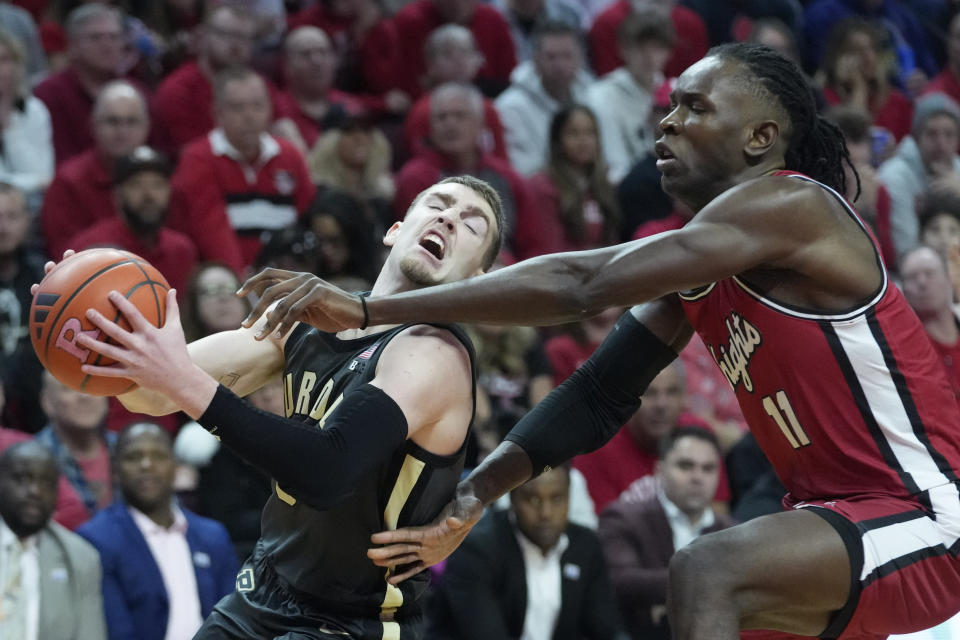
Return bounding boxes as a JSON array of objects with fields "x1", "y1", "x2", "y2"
[{"x1": 745, "y1": 485, "x2": 960, "y2": 639}]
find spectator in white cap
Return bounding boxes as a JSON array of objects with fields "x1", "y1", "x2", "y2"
[{"x1": 878, "y1": 92, "x2": 960, "y2": 260}]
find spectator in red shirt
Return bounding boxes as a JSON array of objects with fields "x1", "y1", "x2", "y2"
[
  {"x1": 68, "y1": 146, "x2": 198, "y2": 297},
  {"x1": 519, "y1": 105, "x2": 620, "y2": 259},
  {"x1": 588, "y1": 0, "x2": 708, "y2": 79},
  {"x1": 394, "y1": 83, "x2": 533, "y2": 251},
  {"x1": 272, "y1": 26, "x2": 367, "y2": 153},
  {"x1": 41, "y1": 81, "x2": 149, "y2": 261},
  {"x1": 34, "y1": 4, "x2": 127, "y2": 165},
  {"x1": 287, "y1": 0, "x2": 401, "y2": 98},
  {"x1": 404, "y1": 25, "x2": 508, "y2": 161},
  {"x1": 901, "y1": 245, "x2": 960, "y2": 401},
  {"x1": 392, "y1": 0, "x2": 517, "y2": 98},
  {"x1": 573, "y1": 361, "x2": 731, "y2": 514},
  {"x1": 820, "y1": 17, "x2": 913, "y2": 143},
  {"x1": 171, "y1": 68, "x2": 315, "y2": 273},
  {"x1": 151, "y1": 4, "x2": 258, "y2": 156}
]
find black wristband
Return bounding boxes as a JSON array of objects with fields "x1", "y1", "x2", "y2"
[
  {"x1": 358, "y1": 294, "x2": 369, "y2": 330},
  {"x1": 505, "y1": 311, "x2": 677, "y2": 475}
]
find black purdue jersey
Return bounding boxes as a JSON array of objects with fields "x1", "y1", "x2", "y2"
[{"x1": 254, "y1": 321, "x2": 475, "y2": 620}]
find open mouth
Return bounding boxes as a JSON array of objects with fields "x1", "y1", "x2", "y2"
[
  {"x1": 420, "y1": 233, "x2": 446, "y2": 261},
  {"x1": 655, "y1": 142, "x2": 675, "y2": 160}
]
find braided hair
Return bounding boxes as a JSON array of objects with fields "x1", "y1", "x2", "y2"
[{"x1": 708, "y1": 42, "x2": 860, "y2": 200}]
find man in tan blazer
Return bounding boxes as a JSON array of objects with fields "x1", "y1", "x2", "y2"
[{"x1": 0, "y1": 440, "x2": 106, "y2": 640}]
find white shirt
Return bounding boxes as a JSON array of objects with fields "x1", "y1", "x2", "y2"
[
  {"x1": 657, "y1": 488, "x2": 716, "y2": 552},
  {"x1": 585, "y1": 68, "x2": 659, "y2": 183},
  {"x1": 128, "y1": 505, "x2": 203, "y2": 640},
  {"x1": 0, "y1": 518, "x2": 40, "y2": 640},
  {"x1": 0, "y1": 96, "x2": 54, "y2": 197},
  {"x1": 515, "y1": 525, "x2": 570, "y2": 640}
]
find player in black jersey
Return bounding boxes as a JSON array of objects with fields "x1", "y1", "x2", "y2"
[{"x1": 53, "y1": 176, "x2": 505, "y2": 640}]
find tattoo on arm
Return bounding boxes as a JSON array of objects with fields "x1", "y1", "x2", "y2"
[{"x1": 219, "y1": 372, "x2": 241, "y2": 388}]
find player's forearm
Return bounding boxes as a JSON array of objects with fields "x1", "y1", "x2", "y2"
[
  {"x1": 365, "y1": 249, "x2": 646, "y2": 327},
  {"x1": 117, "y1": 387, "x2": 180, "y2": 416},
  {"x1": 456, "y1": 441, "x2": 534, "y2": 507}
]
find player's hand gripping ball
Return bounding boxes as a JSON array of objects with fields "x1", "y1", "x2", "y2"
[{"x1": 29, "y1": 248, "x2": 169, "y2": 396}]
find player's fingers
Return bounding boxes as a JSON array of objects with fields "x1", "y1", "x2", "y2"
[
  {"x1": 43, "y1": 260, "x2": 56, "y2": 274},
  {"x1": 238, "y1": 267, "x2": 293, "y2": 297},
  {"x1": 107, "y1": 291, "x2": 151, "y2": 332},
  {"x1": 366, "y1": 543, "x2": 421, "y2": 561},
  {"x1": 85, "y1": 308, "x2": 135, "y2": 345},
  {"x1": 80, "y1": 362, "x2": 131, "y2": 378},
  {"x1": 244, "y1": 276, "x2": 302, "y2": 330},
  {"x1": 30, "y1": 283, "x2": 38, "y2": 295},
  {"x1": 162, "y1": 289, "x2": 181, "y2": 330},
  {"x1": 61, "y1": 249, "x2": 75, "y2": 260},
  {"x1": 76, "y1": 332, "x2": 130, "y2": 361},
  {"x1": 370, "y1": 529, "x2": 424, "y2": 545},
  {"x1": 387, "y1": 564, "x2": 426, "y2": 585},
  {"x1": 258, "y1": 278, "x2": 312, "y2": 336}
]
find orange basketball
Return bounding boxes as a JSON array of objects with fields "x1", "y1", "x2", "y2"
[{"x1": 29, "y1": 248, "x2": 170, "y2": 396}]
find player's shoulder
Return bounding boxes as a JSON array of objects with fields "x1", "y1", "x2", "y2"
[
  {"x1": 389, "y1": 324, "x2": 472, "y2": 357},
  {"x1": 704, "y1": 172, "x2": 841, "y2": 224},
  {"x1": 377, "y1": 324, "x2": 474, "y2": 381}
]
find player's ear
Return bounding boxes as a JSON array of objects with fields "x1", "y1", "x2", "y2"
[
  {"x1": 383, "y1": 222, "x2": 402, "y2": 247},
  {"x1": 744, "y1": 119, "x2": 779, "y2": 159}
]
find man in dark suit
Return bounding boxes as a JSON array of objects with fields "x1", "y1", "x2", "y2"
[
  {"x1": 77, "y1": 422, "x2": 238, "y2": 640},
  {"x1": 429, "y1": 464, "x2": 628, "y2": 640},
  {"x1": 598, "y1": 426, "x2": 737, "y2": 640},
  {"x1": 0, "y1": 440, "x2": 106, "y2": 640}
]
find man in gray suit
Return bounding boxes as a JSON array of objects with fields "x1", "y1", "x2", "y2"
[{"x1": 0, "y1": 441, "x2": 106, "y2": 640}]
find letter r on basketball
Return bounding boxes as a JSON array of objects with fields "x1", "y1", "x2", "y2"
[{"x1": 55, "y1": 318, "x2": 100, "y2": 362}]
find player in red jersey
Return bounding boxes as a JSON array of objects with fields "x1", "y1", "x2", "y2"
[{"x1": 239, "y1": 43, "x2": 960, "y2": 639}]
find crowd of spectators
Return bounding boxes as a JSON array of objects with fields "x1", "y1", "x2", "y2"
[{"x1": 2, "y1": 0, "x2": 960, "y2": 638}]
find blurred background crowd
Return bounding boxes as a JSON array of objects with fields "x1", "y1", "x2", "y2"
[{"x1": 1, "y1": 0, "x2": 960, "y2": 638}]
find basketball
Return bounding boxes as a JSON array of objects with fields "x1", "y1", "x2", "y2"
[{"x1": 29, "y1": 248, "x2": 170, "y2": 396}]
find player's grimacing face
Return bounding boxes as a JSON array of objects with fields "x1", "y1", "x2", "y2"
[
  {"x1": 389, "y1": 183, "x2": 496, "y2": 285},
  {"x1": 656, "y1": 57, "x2": 759, "y2": 205}
]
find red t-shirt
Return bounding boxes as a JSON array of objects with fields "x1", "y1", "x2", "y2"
[
  {"x1": 171, "y1": 131, "x2": 315, "y2": 271},
  {"x1": 514, "y1": 173, "x2": 609, "y2": 260},
  {"x1": 930, "y1": 330, "x2": 960, "y2": 402},
  {"x1": 273, "y1": 89, "x2": 367, "y2": 150},
  {"x1": 41, "y1": 149, "x2": 115, "y2": 260},
  {"x1": 288, "y1": 5, "x2": 400, "y2": 95},
  {"x1": 588, "y1": 2, "x2": 709, "y2": 79},
  {"x1": 391, "y1": 0, "x2": 517, "y2": 98},
  {"x1": 34, "y1": 68, "x2": 97, "y2": 165},
  {"x1": 68, "y1": 218, "x2": 199, "y2": 297},
  {"x1": 544, "y1": 333, "x2": 597, "y2": 386},
  {"x1": 822, "y1": 86, "x2": 914, "y2": 142},
  {"x1": 573, "y1": 416, "x2": 732, "y2": 514},
  {"x1": 404, "y1": 94, "x2": 507, "y2": 161},
  {"x1": 923, "y1": 70, "x2": 960, "y2": 109}
]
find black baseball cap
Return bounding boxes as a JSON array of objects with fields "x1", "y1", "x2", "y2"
[{"x1": 113, "y1": 146, "x2": 172, "y2": 185}]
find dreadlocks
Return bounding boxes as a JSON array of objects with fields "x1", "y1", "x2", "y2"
[{"x1": 708, "y1": 42, "x2": 861, "y2": 201}]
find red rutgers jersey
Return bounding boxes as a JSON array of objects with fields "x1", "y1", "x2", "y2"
[{"x1": 679, "y1": 172, "x2": 960, "y2": 507}]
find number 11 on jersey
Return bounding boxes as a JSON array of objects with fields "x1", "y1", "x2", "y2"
[{"x1": 763, "y1": 390, "x2": 811, "y2": 449}]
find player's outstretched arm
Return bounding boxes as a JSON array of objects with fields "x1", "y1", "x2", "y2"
[
  {"x1": 368, "y1": 298, "x2": 691, "y2": 583},
  {"x1": 245, "y1": 178, "x2": 825, "y2": 335}
]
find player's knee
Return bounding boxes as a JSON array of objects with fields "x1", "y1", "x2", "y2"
[{"x1": 669, "y1": 535, "x2": 736, "y2": 600}]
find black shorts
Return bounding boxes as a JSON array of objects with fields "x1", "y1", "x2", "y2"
[{"x1": 194, "y1": 554, "x2": 423, "y2": 640}]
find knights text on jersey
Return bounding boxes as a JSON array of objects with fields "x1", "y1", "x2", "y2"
[
  {"x1": 254, "y1": 321, "x2": 475, "y2": 620},
  {"x1": 679, "y1": 173, "x2": 960, "y2": 507}
]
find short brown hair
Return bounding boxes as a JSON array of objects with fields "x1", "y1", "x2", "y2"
[
  {"x1": 617, "y1": 9, "x2": 675, "y2": 49},
  {"x1": 408, "y1": 176, "x2": 505, "y2": 272}
]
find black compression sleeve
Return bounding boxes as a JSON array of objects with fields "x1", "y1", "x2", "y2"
[
  {"x1": 505, "y1": 310, "x2": 677, "y2": 475},
  {"x1": 198, "y1": 383, "x2": 408, "y2": 510}
]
